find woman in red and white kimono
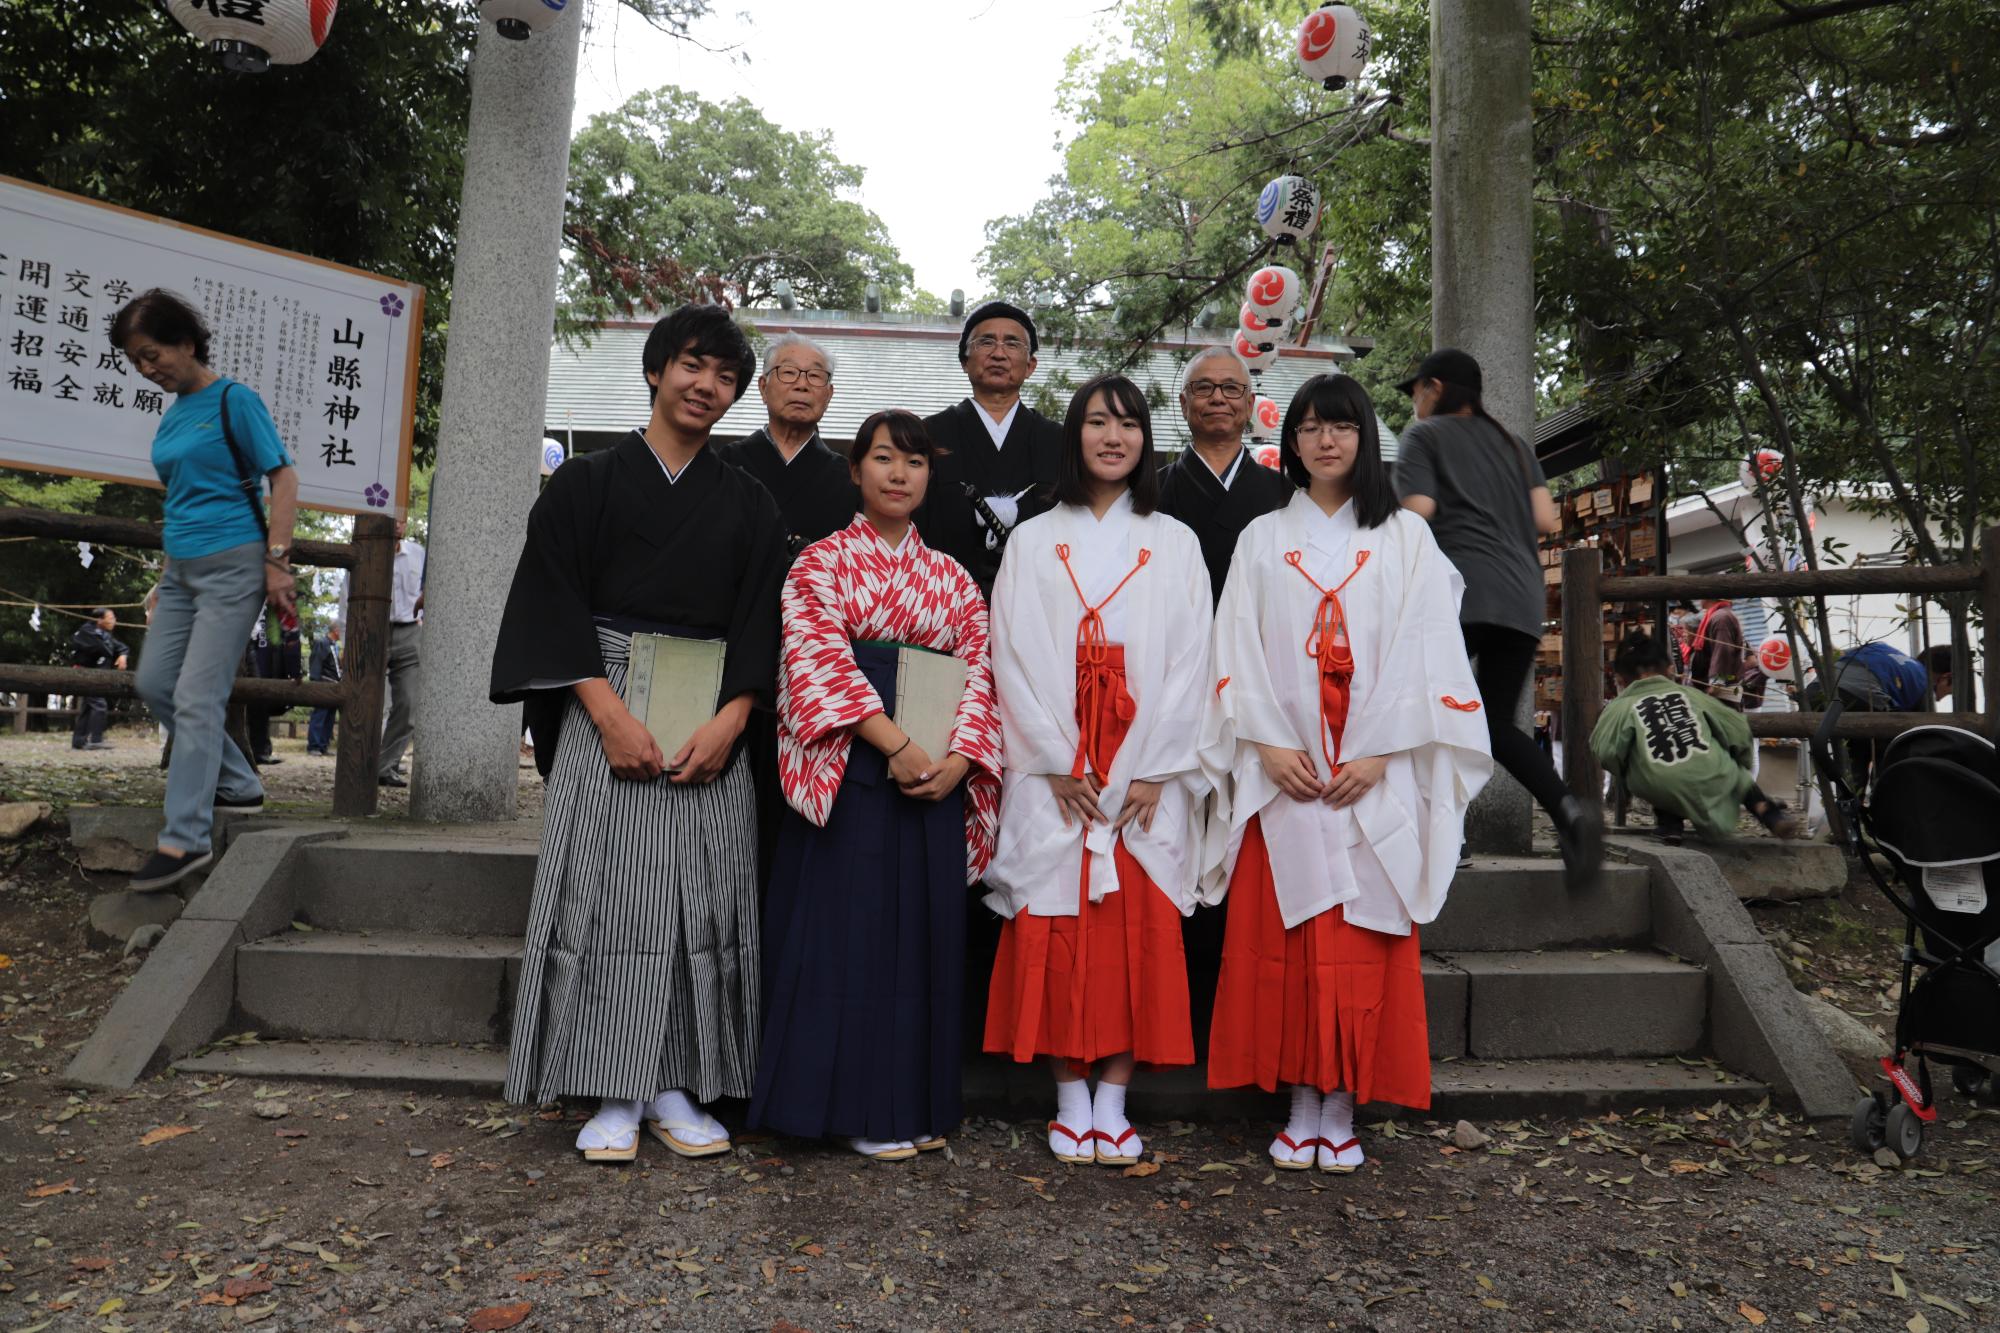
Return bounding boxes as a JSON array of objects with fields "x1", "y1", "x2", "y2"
[
  {"x1": 1201, "y1": 372, "x2": 1492, "y2": 1173},
  {"x1": 983, "y1": 372, "x2": 1215, "y2": 1167},
  {"x1": 751, "y1": 409, "x2": 1003, "y2": 1161}
]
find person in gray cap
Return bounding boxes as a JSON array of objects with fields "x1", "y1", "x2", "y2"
[
  {"x1": 915, "y1": 300, "x2": 1064, "y2": 594},
  {"x1": 1393, "y1": 347, "x2": 1603, "y2": 892}
]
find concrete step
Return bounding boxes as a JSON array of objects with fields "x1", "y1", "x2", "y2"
[
  {"x1": 1424, "y1": 858, "x2": 1653, "y2": 952},
  {"x1": 294, "y1": 839, "x2": 537, "y2": 936},
  {"x1": 172, "y1": 1040, "x2": 1766, "y2": 1120},
  {"x1": 235, "y1": 931, "x2": 521, "y2": 1045},
  {"x1": 1430, "y1": 949, "x2": 1707, "y2": 1060}
]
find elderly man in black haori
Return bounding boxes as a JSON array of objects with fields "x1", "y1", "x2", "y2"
[
  {"x1": 914, "y1": 300, "x2": 1064, "y2": 595},
  {"x1": 1157, "y1": 344, "x2": 1293, "y2": 606}
]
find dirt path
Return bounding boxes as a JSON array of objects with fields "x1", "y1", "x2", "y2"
[{"x1": 2, "y1": 735, "x2": 1996, "y2": 1331}]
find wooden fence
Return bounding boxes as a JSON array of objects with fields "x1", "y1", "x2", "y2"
[
  {"x1": 0, "y1": 508, "x2": 395, "y2": 817},
  {"x1": 1558, "y1": 529, "x2": 2000, "y2": 805}
]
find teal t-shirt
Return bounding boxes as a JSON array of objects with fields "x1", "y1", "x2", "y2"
[{"x1": 151, "y1": 378, "x2": 294, "y2": 559}]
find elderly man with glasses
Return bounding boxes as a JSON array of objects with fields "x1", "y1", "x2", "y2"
[
  {"x1": 717, "y1": 332, "x2": 859, "y2": 558},
  {"x1": 1157, "y1": 344, "x2": 1293, "y2": 605},
  {"x1": 915, "y1": 300, "x2": 1064, "y2": 595}
]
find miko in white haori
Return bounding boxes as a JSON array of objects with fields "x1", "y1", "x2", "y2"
[
  {"x1": 982, "y1": 374, "x2": 1216, "y2": 1170},
  {"x1": 1200, "y1": 372, "x2": 1492, "y2": 1175}
]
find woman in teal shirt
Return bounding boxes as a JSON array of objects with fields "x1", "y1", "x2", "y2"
[{"x1": 111, "y1": 289, "x2": 300, "y2": 890}]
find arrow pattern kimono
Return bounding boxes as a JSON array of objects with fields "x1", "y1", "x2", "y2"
[
  {"x1": 774, "y1": 514, "x2": 1002, "y2": 878},
  {"x1": 752, "y1": 515, "x2": 1002, "y2": 1143},
  {"x1": 981, "y1": 495, "x2": 1215, "y2": 1069},
  {"x1": 1199, "y1": 496, "x2": 1492, "y2": 1105}
]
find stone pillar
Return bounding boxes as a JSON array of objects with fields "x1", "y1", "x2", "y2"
[
  {"x1": 1433, "y1": 0, "x2": 1535, "y2": 853},
  {"x1": 410, "y1": 11, "x2": 582, "y2": 823}
]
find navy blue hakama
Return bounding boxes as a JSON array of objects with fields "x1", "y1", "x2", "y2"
[{"x1": 749, "y1": 645, "x2": 968, "y2": 1143}]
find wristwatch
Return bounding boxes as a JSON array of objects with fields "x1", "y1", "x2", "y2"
[{"x1": 266, "y1": 544, "x2": 290, "y2": 563}]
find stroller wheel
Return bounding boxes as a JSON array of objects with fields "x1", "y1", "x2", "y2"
[
  {"x1": 1884, "y1": 1102, "x2": 1924, "y2": 1160},
  {"x1": 1849, "y1": 1095, "x2": 1886, "y2": 1153}
]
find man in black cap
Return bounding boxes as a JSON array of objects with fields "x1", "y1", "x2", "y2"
[
  {"x1": 70, "y1": 608, "x2": 128, "y2": 751},
  {"x1": 916, "y1": 300, "x2": 1063, "y2": 594}
]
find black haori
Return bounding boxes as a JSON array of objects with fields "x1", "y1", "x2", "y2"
[{"x1": 505, "y1": 625, "x2": 760, "y2": 1105}]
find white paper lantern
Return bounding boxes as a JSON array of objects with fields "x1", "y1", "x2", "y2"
[
  {"x1": 482, "y1": 0, "x2": 572, "y2": 40},
  {"x1": 1250, "y1": 395, "x2": 1284, "y2": 439},
  {"x1": 1238, "y1": 302, "x2": 1290, "y2": 339},
  {"x1": 164, "y1": 0, "x2": 337, "y2": 73},
  {"x1": 1253, "y1": 443, "x2": 1283, "y2": 471},
  {"x1": 1296, "y1": 4, "x2": 1371, "y2": 90},
  {"x1": 540, "y1": 437, "x2": 567, "y2": 477},
  {"x1": 1233, "y1": 330, "x2": 1281, "y2": 373},
  {"x1": 1244, "y1": 264, "x2": 1303, "y2": 322},
  {"x1": 1256, "y1": 174, "x2": 1321, "y2": 245}
]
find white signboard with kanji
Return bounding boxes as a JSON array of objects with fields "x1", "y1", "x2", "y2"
[{"x1": 0, "y1": 175, "x2": 421, "y2": 517}]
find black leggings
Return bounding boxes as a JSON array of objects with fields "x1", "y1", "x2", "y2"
[{"x1": 1462, "y1": 623, "x2": 1572, "y2": 819}]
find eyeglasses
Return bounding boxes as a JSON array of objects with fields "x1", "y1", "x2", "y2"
[
  {"x1": 768, "y1": 365, "x2": 831, "y2": 387},
  {"x1": 1295, "y1": 420, "x2": 1361, "y2": 440},
  {"x1": 1187, "y1": 380, "x2": 1247, "y2": 401},
  {"x1": 968, "y1": 334, "x2": 1030, "y2": 355}
]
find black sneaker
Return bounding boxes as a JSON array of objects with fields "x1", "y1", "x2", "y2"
[
  {"x1": 1655, "y1": 811, "x2": 1686, "y2": 846},
  {"x1": 131, "y1": 848, "x2": 214, "y2": 892},
  {"x1": 215, "y1": 792, "x2": 265, "y2": 812},
  {"x1": 379, "y1": 773, "x2": 408, "y2": 788},
  {"x1": 1554, "y1": 794, "x2": 1604, "y2": 892},
  {"x1": 256, "y1": 755, "x2": 283, "y2": 766}
]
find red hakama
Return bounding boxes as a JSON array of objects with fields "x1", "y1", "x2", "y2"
[
  {"x1": 1205, "y1": 600, "x2": 1432, "y2": 1109},
  {"x1": 984, "y1": 644, "x2": 1195, "y2": 1069}
]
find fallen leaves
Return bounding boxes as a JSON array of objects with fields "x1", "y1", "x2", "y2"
[
  {"x1": 24, "y1": 1178, "x2": 75, "y2": 1198},
  {"x1": 138, "y1": 1124, "x2": 197, "y2": 1147},
  {"x1": 1121, "y1": 1161, "x2": 1160, "y2": 1178},
  {"x1": 468, "y1": 1303, "x2": 532, "y2": 1331},
  {"x1": 1739, "y1": 1300, "x2": 1768, "y2": 1325}
]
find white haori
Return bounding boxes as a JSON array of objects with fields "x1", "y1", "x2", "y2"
[
  {"x1": 983, "y1": 494, "x2": 1216, "y2": 919},
  {"x1": 1199, "y1": 496, "x2": 1493, "y2": 934}
]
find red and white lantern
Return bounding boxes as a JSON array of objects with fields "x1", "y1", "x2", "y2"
[
  {"x1": 482, "y1": 0, "x2": 572, "y2": 40},
  {"x1": 1739, "y1": 448, "x2": 1784, "y2": 490},
  {"x1": 1233, "y1": 330, "x2": 1281, "y2": 374},
  {"x1": 1239, "y1": 301, "x2": 1290, "y2": 338},
  {"x1": 1244, "y1": 264, "x2": 1303, "y2": 322},
  {"x1": 1249, "y1": 395, "x2": 1283, "y2": 439},
  {"x1": 1757, "y1": 638, "x2": 1792, "y2": 675},
  {"x1": 1253, "y1": 443, "x2": 1283, "y2": 471},
  {"x1": 1296, "y1": 4, "x2": 1371, "y2": 90},
  {"x1": 163, "y1": 0, "x2": 337, "y2": 73}
]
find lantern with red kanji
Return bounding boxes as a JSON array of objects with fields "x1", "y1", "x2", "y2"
[
  {"x1": 1244, "y1": 264, "x2": 1303, "y2": 323},
  {"x1": 1256, "y1": 174, "x2": 1321, "y2": 246},
  {"x1": 163, "y1": 0, "x2": 337, "y2": 73},
  {"x1": 1249, "y1": 395, "x2": 1283, "y2": 440},
  {"x1": 1296, "y1": 4, "x2": 1371, "y2": 90},
  {"x1": 482, "y1": 0, "x2": 572, "y2": 40}
]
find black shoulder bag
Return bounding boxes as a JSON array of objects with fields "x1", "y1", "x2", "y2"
[{"x1": 216, "y1": 383, "x2": 270, "y2": 541}]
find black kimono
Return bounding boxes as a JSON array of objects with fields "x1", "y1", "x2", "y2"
[
  {"x1": 1157, "y1": 449, "x2": 1294, "y2": 606},
  {"x1": 491, "y1": 431, "x2": 787, "y2": 1107},
  {"x1": 715, "y1": 429, "x2": 860, "y2": 557},
  {"x1": 915, "y1": 397, "x2": 1064, "y2": 594}
]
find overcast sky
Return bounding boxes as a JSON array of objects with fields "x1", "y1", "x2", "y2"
[{"x1": 573, "y1": 0, "x2": 1105, "y2": 300}]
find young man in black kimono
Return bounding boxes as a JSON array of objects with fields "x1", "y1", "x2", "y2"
[
  {"x1": 715, "y1": 332, "x2": 858, "y2": 556},
  {"x1": 1156, "y1": 344, "x2": 1292, "y2": 606},
  {"x1": 491, "y1": 304, "x2": 787, "y2": 1164},
  {"x1": 916, "y1": 300, "x2": 1063, "y2": 595}
]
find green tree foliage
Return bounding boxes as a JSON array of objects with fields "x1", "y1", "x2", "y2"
[{"x1": 562, "y1": 87, "x2": 915, "y2": 329}]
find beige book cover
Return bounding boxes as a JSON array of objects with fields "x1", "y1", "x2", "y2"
[
  {"x1": 894, "y1": 645, "x2": 968, "y2": 764},
  {"x1": 624, "y1": 633, "x2": 726, "y2": 765}
]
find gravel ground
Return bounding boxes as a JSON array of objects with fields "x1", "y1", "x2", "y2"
[{"x1": 2, "y1": 730, "x2": 1997, "y2": 1331}]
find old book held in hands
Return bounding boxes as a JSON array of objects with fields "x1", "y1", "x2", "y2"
[
  {"x1": 893, "y1": 645, "x2": 968, "y2": 765},
  {"x1": 624, "y1": 633, "x2": 726, "y2": 766}
]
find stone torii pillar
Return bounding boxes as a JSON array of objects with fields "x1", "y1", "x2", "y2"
[
  {"x1": 1432, "y1": 0, "x2": 1535, "y2": 853},
  {"x1": 410, "y1": 9, "x2": 583, "y2": 823}
]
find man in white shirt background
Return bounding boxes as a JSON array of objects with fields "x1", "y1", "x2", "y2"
[{"x1": 377, "y1": 518, "x2": 424, "y2": 788}]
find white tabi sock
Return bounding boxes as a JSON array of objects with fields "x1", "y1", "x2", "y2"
[
  {"x1": 1272, "y1": 1084, "x2": 1323, "y2": 1166},
  {"x1": 1091, "y1": 1080, "x2": 1141, "y2": 1161},
  {"x1": 576, "y1": 1098, "x2": 644, "y2": 1153},
  {"x1": 847, "y1": 1137, "x2": 916, "y2": 1159},
  {"x1": 1049, "y1": 1076, "x2": 1093, "y2": 1159},
  {"x1": 1317, "y1": 1089, "x2": 1365, "y2": 1170},
  {"x1": 647, "y1": 1089, "x2": 726, "y2": 1146}
]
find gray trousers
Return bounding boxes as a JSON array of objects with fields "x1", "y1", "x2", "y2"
[
  {"x1": 135, "y1": 541, "x2": 267, "y2": 853},
  {"x1": 380, "y1": 621, "x2": 421, "y2": 778}
]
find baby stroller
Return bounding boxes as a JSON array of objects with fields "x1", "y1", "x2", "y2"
[{"x1": 1814, "y1": 703, "x2": 2000, "y2": 1159}]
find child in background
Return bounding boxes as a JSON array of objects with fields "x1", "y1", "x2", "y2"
[{"x1": 1591, "y1": 630, "x2": 1799, "y2": 842}]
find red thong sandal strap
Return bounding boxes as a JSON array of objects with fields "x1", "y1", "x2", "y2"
[
  {"x1": 1323, "y1": 1137, "x2": 1360, "y2": 1154},
  {"x1": 1048, "y1": 1120, "x2": 1090, "y2": 1148},
  {"x1": 1275, "y1": 1132, "x2": 1326, "y2": 1153},
  {"x1": 1088, "y1": 1125, "x2": 1138, "y2": 1150}
]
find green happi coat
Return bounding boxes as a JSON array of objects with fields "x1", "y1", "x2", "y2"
[{"x1": 1589, "y1": 675, "x2": 1755, "y2": 839}]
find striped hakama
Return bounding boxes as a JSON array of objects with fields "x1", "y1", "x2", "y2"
[{"x1": 505, "y1": 626, "x2": 761, "y2": 1105}]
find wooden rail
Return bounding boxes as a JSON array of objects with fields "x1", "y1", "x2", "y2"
[
  {"x1": 1560, "y1": 527, "x2": 2000, "y2": 807},
  {"x1": 0, "y1": 507, "x2": 395, "y2": 816}
]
